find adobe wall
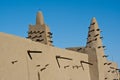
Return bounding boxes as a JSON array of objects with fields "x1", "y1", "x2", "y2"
[
  {"x1": 83, "y1": 48, "x2": 99, "y2": 80},
  {"x1": 104, "y1": 61, "x2": 120, "y2": 80},
  {"x1": 66, "y1": 47, "x2": 99, "y2": 80},
  {"x1": 28, "y1": 24, "x2": 52, "y2": 45},
  {"x1": 0, "y1": 32, "x2": 90, "y2": 80}
]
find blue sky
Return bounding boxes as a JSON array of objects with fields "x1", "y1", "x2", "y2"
[{"x1": 0, "y1": 0, "x2": 120, "y2": 67}]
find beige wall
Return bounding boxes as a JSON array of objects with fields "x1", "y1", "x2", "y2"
[
  {"x1": 28, "y1": 24, "x2": 52, "y2": 46},
  {"x1": 66, "y1": 46, "x2": 120, "y2": 80},
  {"x1": 104, "y1": 61, "x2": 120, "y2": 80},
  {"x1": 66, "y1": 47, "x2": 99, "y2": 80},
  {"x1": 0, "y1": 32, "x2": 90, "y2": 80}
]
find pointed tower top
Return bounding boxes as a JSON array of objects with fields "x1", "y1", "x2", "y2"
[
  {"x1": 91, "y1": 17, "x2": 96, "y2": 23},
  {"x1": 36, "y1": 11, "x2": 44, "y2": 25},
  {"x1": 90, "y1": 17, "x2": 98, "y2": 29},
  {"x1": 86, "y1": 17, "x2": 103, "y2": 48}
]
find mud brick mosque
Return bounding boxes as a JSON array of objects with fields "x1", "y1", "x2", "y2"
[{"x1": 0, "y1": 11, "x2": 119, "y2": 80}]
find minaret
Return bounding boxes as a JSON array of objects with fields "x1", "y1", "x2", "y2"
[
  {"x1": 86, "y1": 17, "x2": 106, "y2": 80},
  {"x1": 27, "y1": 11, "x2": 53, "y2": 46},
  {"x1": 36, "y1": 11, "x2": 44, "y2": 25},
  {"x1": 86, "y1": 17, "x2": 104, "y2": 49}
]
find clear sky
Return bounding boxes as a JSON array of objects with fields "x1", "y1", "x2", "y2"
[{"x1": 0, "y1": 0, "x2": 120, "y2": 67}]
